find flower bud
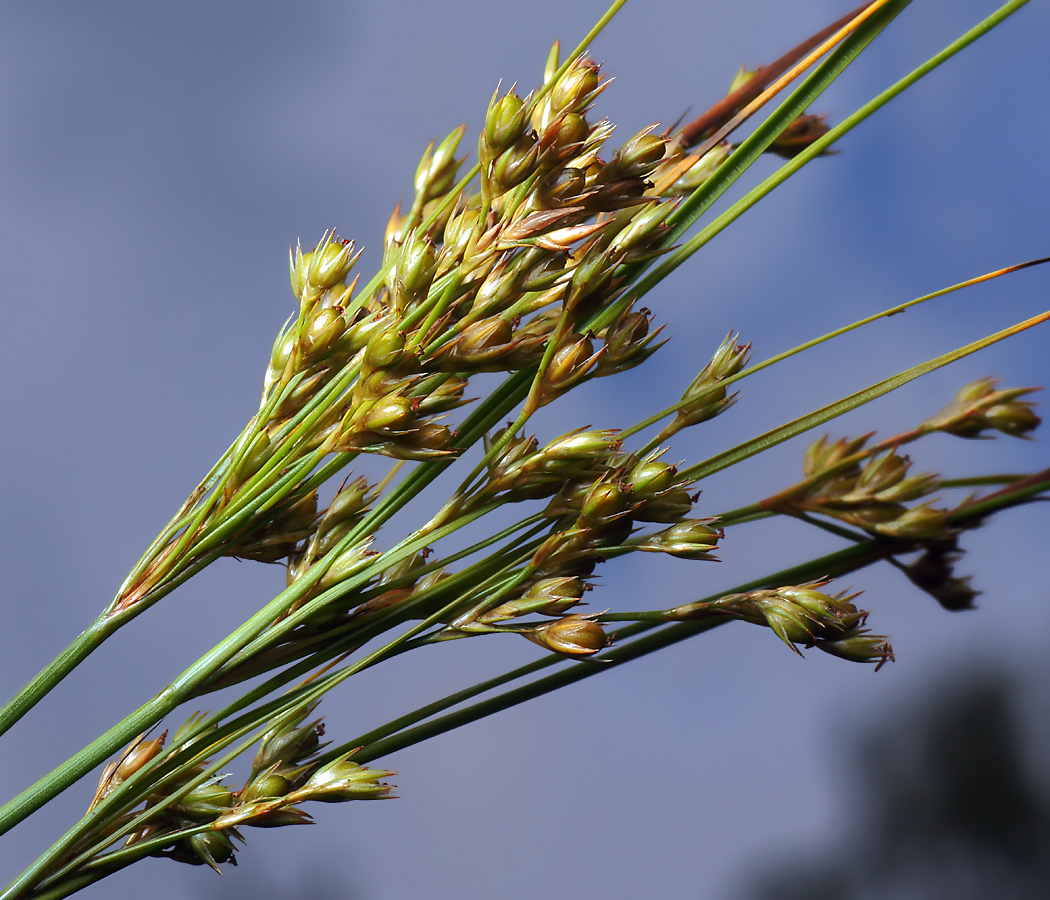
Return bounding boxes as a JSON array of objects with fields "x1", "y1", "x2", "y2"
[
  {"x1": 636, "y1": 520, "x2": 721, "y2": 559},
  {"x1": 627, "y1": 459, "x2": 676, "y2": 497},
  {"x1": 270, "y1": 328, "x2": 297, "y2": 379},
  {"x1": 768, "y1": 113, "x2": 832, "y2": 159},
  {"x1": 301, "y1": 306, "x2": 346, "y2": 360},
  {"x1": 541, "y1": 429, "x2": 621, "y2": 461},
  {"x1": 478, "y1": 576, "x2": 587, "y2": 623},
  {"x1": 596, "y1": 304, "x2": 663, "y2": 376},
  {"x1": 309, "y1": 237, "x2": 358, "y2": 290},
  {"x1": 579, "y1": 480, "x2": 631, "y2": 526},
  {"x1": 485, "y1": 92, "x2": 528, "y2": 153},
  {"x1": 180, "y1": 830, "x2": 237, "y2": 871},
  {"x1": 493, "y1": 134, "x2": 540, "y2": 191},
  {"x1": 983, "y1": 401, "x2": 1041, "y2": 437},
  {"x1": 293, "y1": 760, "x2": 395, "y2": 803},
  {"x1": 252, "y1": 708, "x2": 324, "y2": 774},
  {"x1": 550, "y1": 60, "x2": 600, "y2": 118},
  {"x1": 607, "y1": 203, "x2": 671, "y2": 257},
  {"x1": 818, "y1": 633, "x2": 895, "y2": 669},
  {"x1": 113, "y1": 733, "x2": 166, "y2": 782},
  {"x1": 605, "y1": 129, "x2": 666, "y2": 180},
  {"x1": 536, "y1": 167, "x2": 588, "y2": 209},
  {"x1": 539, "y1": 112, "x2": 590, "y2": 161},
  {"x1": 523, "y1": 615, "x2": 607, "y2": 656},
  {"x1": 542, "y1": 333, "x2": 600, "y2": 395},
  {"x1": 872, "y1": 504, "x2": 950, "y2": 540},
  {"x1": 364, "y1": 327, "x2": 408, "y2": 370},
  {"x1": 241, "y1": 770, "x2": 292, "y2": 803},
  {"x1": 363, "y1": 396, "x2": 416, "y2": 435},
  {"x1": 727, "y1": 66, "x2": 756, "y2": 95},
  {"x1": 415, "y1": 127, "x2": 465, "y2": 205},
  {"x1": 178, "y1": 781, "x2": 237, "y2": 819}
]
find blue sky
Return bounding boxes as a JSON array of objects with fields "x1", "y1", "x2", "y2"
[{"x1": 1, "y1": 2, "x2": 1048, "y2": 897}]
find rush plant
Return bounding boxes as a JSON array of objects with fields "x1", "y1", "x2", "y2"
[{"x1": 1, "y1": 2, "x2": 1046, "y2": 897}]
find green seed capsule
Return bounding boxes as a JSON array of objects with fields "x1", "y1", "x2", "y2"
[
  {"x1": 302, "y1": 306, "x2": 346, "y2": 360},
  {"x1": 628, "y1": 461, "x2": 676, "y2": 497},
  {"x1": 364, "y1": 396, "x2": 415, "y2": 435},
  {"x1": 365, "y1": 327, "x2": 407, "y2": 370},
  {"x1": 551, "y1": 62, "x2": 599, "y2": 115},
  {"x1": 485, "y1": 92, "x2": 527, "y2": 153},
  {"x1": 242, "y1": 771, "x2": 291, "y2": 802},
  {"x1": 493, "y1": 134, "x2": 539, "y2": 191}
]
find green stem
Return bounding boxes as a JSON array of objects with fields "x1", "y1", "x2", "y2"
[{"x1": 641, "y1": 0, "x2": 1031, "y2": 295}]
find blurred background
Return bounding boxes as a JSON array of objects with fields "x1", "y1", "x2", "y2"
[{"x1": 1, "y1": 1, "x2": 1048, "y2": 897}]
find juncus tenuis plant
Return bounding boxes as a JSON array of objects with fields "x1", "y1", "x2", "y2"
[{"x1": 1, "y1": 2, "x2": 1047, "y2": 897}]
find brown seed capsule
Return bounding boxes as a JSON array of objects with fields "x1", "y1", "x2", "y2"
[{"x1": 113, "y1": 733, "x2": 166, "y2": 782}]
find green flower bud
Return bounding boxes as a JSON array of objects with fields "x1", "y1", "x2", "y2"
[
  {"x1": 364, "y1": 327, "x2": 407, "y2": 370},
  {"x1": 541, "y1": 429, "x2": 621, "y2": 461},
  {"x1": 873, "y1": 504, "x2": 950, "y2": 540},
  {"x1": 178, "y1": 781, "x2": 236, "y2": 819},
  {"x1": 634, "y1": 487, "x2": 693, "y2": 523},
  {"x1": 607, "y1": 203, "x2": 671, "y2": 257},
  {"x1": 627, "y1": 460, "x2": 676, "y2": 497},
  {"x1": 874, "y1": 473, "x2": 939, "y2": 503},
  {"x1": 233, "y1": 431, "x2": 272, "y2": 485},
  {"x1": 523, "y1": 615, "x2": 607, "y2": 656},
  {"x1": 485, "y1": 92, "x2": 527, "y2": 153},
  {"x1": 293, "y1": 760, "x2": 395, "y2": 803},
  {"x1": 479, "y1": 576, "x2": 588, "y2": 623},
  {"x1": 818, "y1": 633, "x2": 895, "y2": 669},
  {"x1": 983, "y1": 401, "x2": 1041, "y2": 436},
  {"x1": 493, "y1": 134, "x2": 540, "y2": 191},
  {"x1": 854, "y1": 451, "x2": 909, "y2": 493},
  {"x1": 241, "y1": 770, "x2": 291, "y2": 803},
  {"x1": 595, "y1": 304, "x2": 663, "y2": 376},
  {"x1": 301, "y1": 306, "x2": 346, "y2": 360},
  {"x1": 580, "y1": 480, "x2": 631, "y2": 525},
  {"x1": 364, "y1": 396, "x2": 416, "y2": 435},
  {"x1": 324, "y1": 477, "x2": 374, "y2": 524},
  {"x1": 309, "y1": 237, "x2": 358, "y2": 289},
  {"x1": 662, "y1": 144, "x2": 733, "y2": 196},
  {"x1": 727, "y1": 66, "x2": 757, "y2": 94},
  {"x1": 539, "y1": 112, "x2": 590, "y2": 161},
  {"x1": 270, "y1": 328, "x2": 297, "y2": 378},
  {"x1": 550, "y1": 60, "x2": 600, "y2": 117},
  {"x1": 179, "y1": 830, "x2": 237, "y2": 871},
  {"x1": 802, "y1": 434, "x2": 869, "y2": 479},
  {"x1": 536, "y1": 167, "x2": 588, "y2": 209},
  {"x1": 542, "y1": 333, "x2": 601, "y2": 395},
  {"x1": 396, "y1": 232, "x2": 439, "y2": 301},
  {"x1": 605, "y1": 130, "x2": 666, "y2": 180},
  {"x1": 637, "y1": 520, "x2": 721, "y2": 559},
  {"x1": 415, "y1": 127, "x2": 465, "y2": 204},
  {"x1": 441, "y1": 205, "x2": 483, "y2": 263}
]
